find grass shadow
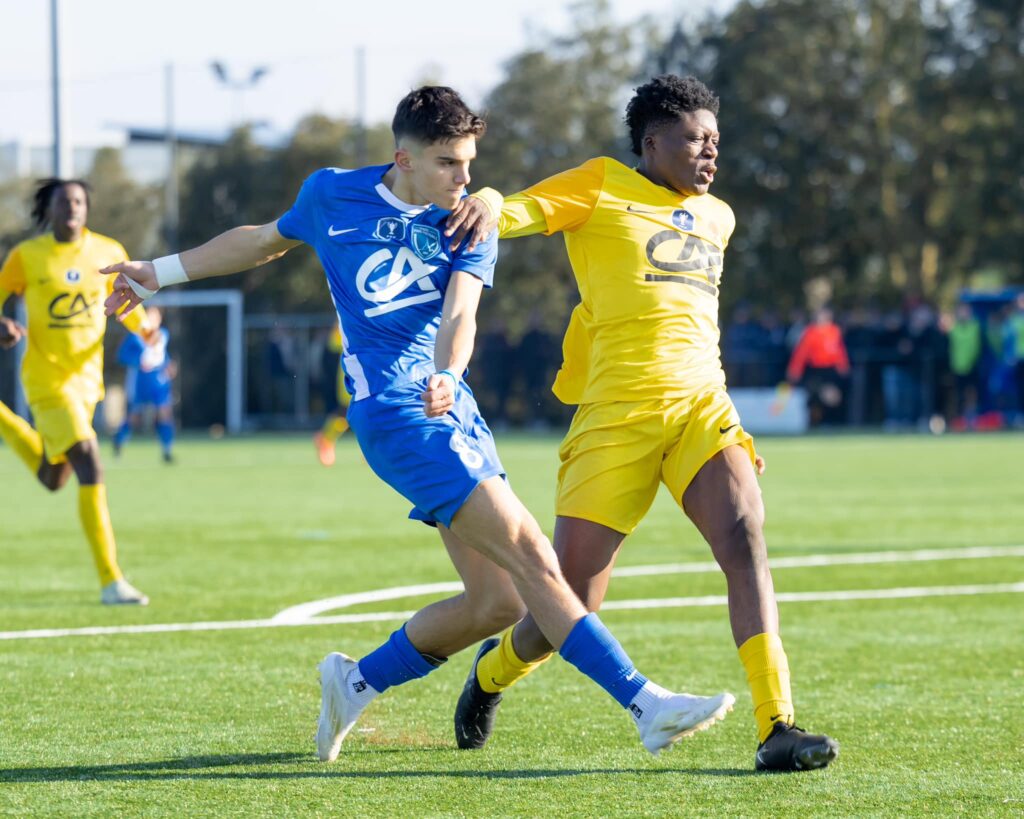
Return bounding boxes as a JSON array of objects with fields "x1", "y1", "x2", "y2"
[{"x1": 1, "y1": 751, "x2": 756, "y2": 783}]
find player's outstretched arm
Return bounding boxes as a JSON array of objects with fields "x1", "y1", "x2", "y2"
[
  {"x1": 101, "y1": 221, "x2": 301, "y2": 318},
  {"x1": 422, "y1": 271, "x2": 485, "y2": 418}
]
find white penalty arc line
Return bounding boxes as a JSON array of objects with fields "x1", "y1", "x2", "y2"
[
  {"x1": 1, "y1": 545, "x2": 1022, "y2": 642},
  {"x1": 1, "y1": 583, "x2": 1022, "y2": 642},
  {"x1": 270, "y1": 544, "x2": 1024, "y2": 623}
]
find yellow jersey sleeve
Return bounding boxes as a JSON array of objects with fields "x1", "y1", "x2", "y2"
[
  {"x1": 503, "y1": 158, "x2": 605, "y2": 238},
  {"x1": 0, "y1": 246, "x2": 27, "y2": 299}
]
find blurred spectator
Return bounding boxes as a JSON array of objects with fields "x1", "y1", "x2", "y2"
[
  {"x1": 843, "y1": 305, "x2": 884, "y2": 426},
  {"x1": 906, "y1": 303, "x2": 944, "y2": 427},
  {"x1": 983, "y1": 308, "x2": 1015, "y2": 420},
  {"x1": 723, "y1": 303, "x2": 769, "y2": 387},
  {"x1": 947, "y1": 303, "x2": 982, "y2": 427},
  {"x1": 265, "y1": 326, "x2": 296, "y2": 414},
  {"x1": 1011, "y1": 294, "x2": 1024, "y2": 427},
  {"x1": 786, "y1": 307, "x2": 850, "y2": 426},
  {"x1": 519, "y1": 312, "x2": 559, "y2": 429}
]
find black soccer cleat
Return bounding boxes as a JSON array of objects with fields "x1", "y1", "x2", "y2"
[
  {"x1": 454, "y1": 638, "x2": 502, "y2": 750},
  {"x1": 755, "y1": 722, "x2": 839, "y2": 772}
]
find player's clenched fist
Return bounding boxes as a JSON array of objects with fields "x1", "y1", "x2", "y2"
[
  {"x1": 0, "y1": 316, "x2": 25, "y2": 349},
  {"x1": 421, "y1": 372, "x2": 456, "y2": 418}
]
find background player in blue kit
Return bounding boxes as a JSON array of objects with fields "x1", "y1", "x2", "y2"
[
  {"x1": 113, "y1": 306, "x2": 176, "y2": 462},
  {"x1": 101, "y1": 86, "x2": 734, "y2": 761}
]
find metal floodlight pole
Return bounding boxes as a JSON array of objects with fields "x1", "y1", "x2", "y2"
[
  {"x1": 164, "y1": 62, "x2": 179, "y2": 251},
  {"x1": 49, "y1": 0, "x2": 69, "y2": 177}
]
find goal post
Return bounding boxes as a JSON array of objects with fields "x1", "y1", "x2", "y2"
[{"x1": 148, "y1": 288, "x2": 244, "y2": 434}]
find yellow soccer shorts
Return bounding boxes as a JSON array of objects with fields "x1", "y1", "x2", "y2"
[
  {"x1": 30, "y1": 394, "x2": 98, "y2": 461},
  {"x1": 556, "y1": 388, "x2": 756, "y2": 535},
  {"x1": 336, "y1": 369, "x2": 351, "y2": 413}
]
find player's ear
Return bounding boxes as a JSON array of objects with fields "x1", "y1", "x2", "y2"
[{"x1": 394, "y1": 139, "x2": 417, "y2": 173}]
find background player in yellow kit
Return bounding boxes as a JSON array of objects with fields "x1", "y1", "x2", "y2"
[
  {"x1": 451, "y1": 76, "x2": 838, "y2": 771},
  {"x1": 313, "y1": 323, "x2": 351, "y2": 467},
  {"x1": 0, "y1": 178, "x2": 150, "y2": 605}
]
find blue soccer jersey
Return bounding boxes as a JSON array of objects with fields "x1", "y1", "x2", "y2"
[
  {"x1": 118, "y1": 328, "x2": 172, "y2": 408},
  {"x1": 276, "y1": 165, "x2": 498, "y2": 400}
]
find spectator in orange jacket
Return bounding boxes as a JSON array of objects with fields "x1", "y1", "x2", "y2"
[{"x1": 787, "y1": 307, "x2": 850, "y2": 426}]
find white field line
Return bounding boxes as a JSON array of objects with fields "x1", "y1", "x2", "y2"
[
  {"x1": 0, "y1": 546, "x2": 1021, "y2": 642},
  {"x1": 271, "y1": 544, "x2": 1024, "y2": 622}
]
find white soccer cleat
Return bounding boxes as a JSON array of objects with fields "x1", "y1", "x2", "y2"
[
  {"x1": 639, "y1": 691, "x2": 736, "y2": 756},
  {"x1": 100, "y1": 579, "x2": 149, "y2": 606},
  {"x1": 316, "y1": 652, "x2": 363, "y2": 762}
]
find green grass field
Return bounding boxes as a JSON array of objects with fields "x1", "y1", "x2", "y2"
[{"x1": 1, "y1": 433, "x2": 1022, "y2": 816}]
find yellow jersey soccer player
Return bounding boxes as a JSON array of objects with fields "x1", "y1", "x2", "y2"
[
  {"x1": 313, "y1": 323, "x2": 351, "y2": 467},
  {"x1": 0, "y1": 178, "x2": 150, "y2": 605},
  {"x1": 452, "y1": 76, "x2": 838, "y2": 772}
]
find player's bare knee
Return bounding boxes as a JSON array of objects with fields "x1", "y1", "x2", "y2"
[
  {"x1": 478, "y1": 595, "x2": 527, "y2": 634},
  {"x1": 712, "y1": 499, "x2": 767, "y2": 574},
  {"x1": 38, "y1": 466, "x2": 69, "y2": 492}
]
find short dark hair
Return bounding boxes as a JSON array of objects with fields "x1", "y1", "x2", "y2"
[
  {"x1": 31, "y1": 178, "x2": 91, "y2": 229},
  {"x1": 625, "y1": 75, "x2": 720, "y2": 156},
  {"x1": 391, "y1": 86, "x2": 486, "y2": 145}
]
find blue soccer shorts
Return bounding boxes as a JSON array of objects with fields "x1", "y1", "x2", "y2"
[{"x1": 347, "y1": 378, "x2": 505, "y2": 527}]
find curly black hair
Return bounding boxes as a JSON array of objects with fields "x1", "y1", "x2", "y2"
[
  {"x1": 30, "y1": 178, "x2": 91, "y2": 229},
  {"x1": 392, "y1": 86, "x2": 486, "y2": 144},
  {"x1": 625, "y1": 75, "x2": 719, "y2": 156}
]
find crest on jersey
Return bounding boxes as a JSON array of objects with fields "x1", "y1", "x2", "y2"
[
  {"x1": 65, "y1": 268, "x2": 82, "y2": 283},
  {"x1": 672, "y1": 210, "x2": 695, "y2": 232},
  {"x1": 373, "y1": 217, "x2": 406, "y2": 242},
  {"x1": 410, "y1": 224, "x2": 442, "y2": 261}
]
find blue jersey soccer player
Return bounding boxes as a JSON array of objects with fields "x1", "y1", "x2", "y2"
[
  {"x1": 113, "y1": 306, "x2": 176, "y2": 462},
  {"x1": 447, "y1": 76, "x2": 838, "y2": 772},
  {"x1": 102, "y1": 87, "x2": 736, "y2": 760}
]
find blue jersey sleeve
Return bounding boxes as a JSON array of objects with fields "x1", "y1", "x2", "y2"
[
  {"x1": 450, "y1": 229, "x2": 498, "y2": 288},
  {"x1": 277, "y1": 170, "x2": 325, "y2": 243},
  {"x1": 117, "y1": 334, "x2": 144, "y2": 367}
]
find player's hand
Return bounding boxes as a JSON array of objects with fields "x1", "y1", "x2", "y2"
[
  {"x1": 445, "y1": 197, "x2": 496, "y2": 253},
  {"x1": 421, "y1": 373, "x2": 456, "y2": 418},
  {"x1": 100, "y1": 260, "x2": 158, "y2": 319},
  {"x1": 0, "y1": 316, "x2": 25, "y2": 349},
  {"x1": 754, "y1": 455, "x2": 766, "y2": 476}
]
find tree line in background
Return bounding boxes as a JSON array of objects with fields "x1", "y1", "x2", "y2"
[{"x1": 1, "y1": 0, "x2": 1021, "y2": 424}]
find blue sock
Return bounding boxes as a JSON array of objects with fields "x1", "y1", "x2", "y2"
[
  {"x1": 559, "y1": 613, "x2": 648, "y2": 709},
  {"x1": 114, "y1": 421, "x2": 132, "y2": 448},
  {"x1": 357, "y1": 625, "x2": 441, "y2": 694},
  {"x1": 157, "y1": 421, "x2": 174, "y2": 452}
]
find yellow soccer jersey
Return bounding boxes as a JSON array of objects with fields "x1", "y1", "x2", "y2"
[
  {"x1": 495, "y1": 156, "x2": 735, "y2": 405},
  {"x1": 0, "y1": 229, "x2": 146, "y2": 405}
]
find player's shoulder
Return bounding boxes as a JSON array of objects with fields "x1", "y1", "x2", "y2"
[
  {"x1": 693, "y1": 192, "x2": 736, "y2": 235},
  {"x1": 85, "y1": 230, "x2": 129, "y2": 257},
  {"x1": 9, "y1": 233, "x2": 49, "y2": 255}
]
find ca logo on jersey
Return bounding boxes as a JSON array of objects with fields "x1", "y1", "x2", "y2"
[
  {"x1": 645, "y1": 231, "x2": 723, "y2": 293},
  {"x1": 48, "y1": 292, "x2": 94, "y2": 325},
  {"x1": 411, "y1": 224, "x2": 442, "y2": 260},
  {"x1": 356, "y1": 246, "x2": 440, "y2": 317},
  {"x1": 373, "y1": 217, "x2": 406, "y2": 242}
]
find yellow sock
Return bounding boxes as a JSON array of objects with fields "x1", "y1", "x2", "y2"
[
  {"x1": 0, "y1": 400, "x2": 43, "y2": 473},
  {"x1": 476, "y1": 627, "x2": 552, "y2": 694},
  {"x1": 78, "y1": 484, "x2": 123, "y2": 586},
  {"x1": 322, "y1": 414, "x2": 349, "y2": 443},
  {"x1": 739, "y1": 632, "x2": 795, "y2": 743}
]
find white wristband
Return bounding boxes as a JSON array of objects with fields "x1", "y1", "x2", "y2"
[{"x1": 153, "y1": 254, "x2": 189, "y2": 289}]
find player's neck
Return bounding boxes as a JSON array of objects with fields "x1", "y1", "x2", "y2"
[
  {"x1": 52, "y1": 225, "x2": 85, "y2": 244},
  {"x1": 382, "y1": 165, "x2": 430, "y2": 208}
]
